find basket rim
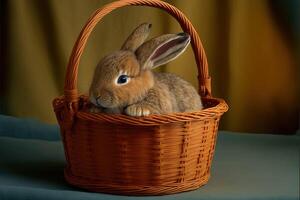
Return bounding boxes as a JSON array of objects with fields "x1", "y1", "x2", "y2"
[{"x1": 53, "y1": 95, "x2": 228, "y2": 126}]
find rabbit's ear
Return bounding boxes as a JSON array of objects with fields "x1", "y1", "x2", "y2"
[
  {"x1": 121, "y1": 23, "x2": 152, "y2": 52},
  {"x1": 135, "y1": 33, "x2": 190, "y2": 70}
]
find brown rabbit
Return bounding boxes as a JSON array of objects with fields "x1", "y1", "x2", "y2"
[{"x1": 89, "y1": 23, "x2": 203, "y2": 116}]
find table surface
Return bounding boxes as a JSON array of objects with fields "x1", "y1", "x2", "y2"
[{"x1": 0, "y1": 115, "x2": 299, "y2": 200}]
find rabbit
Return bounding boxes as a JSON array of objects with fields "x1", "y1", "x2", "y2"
[{"x1": 89, "y1": 23, "x2": 203, "y2": 116}]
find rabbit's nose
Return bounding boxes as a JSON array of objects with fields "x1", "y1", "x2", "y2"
[
  {"x1": 96, "y1": 95, "x2": 112, "y2": 108},
  {"x1": 96, "y1": 96, "x2": 103, "y2": 107}
]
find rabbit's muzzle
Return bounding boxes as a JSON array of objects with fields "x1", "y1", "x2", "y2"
[{"x1": 94, "y1": 89, "x2": 115, "y2": 108}]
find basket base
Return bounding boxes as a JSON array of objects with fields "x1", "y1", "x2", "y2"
[{"x1": 64, "y1": 168, "x2": 210, "y2": 196}]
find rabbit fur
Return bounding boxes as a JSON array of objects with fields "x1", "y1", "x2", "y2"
[{"x1": 89, "y1": 23, "x2": 203, "y2": 116}]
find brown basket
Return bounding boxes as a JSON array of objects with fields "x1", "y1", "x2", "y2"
[{"x1": 53, "y1": 0, "x2": 228, "y2": 196}]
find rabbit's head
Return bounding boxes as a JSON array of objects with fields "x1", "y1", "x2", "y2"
[{"x1": 89, "y1": 23, "x2": 190, "y2": 109}]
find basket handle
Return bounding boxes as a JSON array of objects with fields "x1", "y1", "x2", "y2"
[{"x1": 64, "y1": 0, "x2": 211, "y2": 105}]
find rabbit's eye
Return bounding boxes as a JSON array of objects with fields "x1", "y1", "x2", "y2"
[{"x1": 116, "y1": 75, "x2": 130, "y2": 85}]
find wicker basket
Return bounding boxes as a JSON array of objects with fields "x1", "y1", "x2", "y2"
[{"x1": 53, "y1": 0, "x2": 228, "y2": 196}]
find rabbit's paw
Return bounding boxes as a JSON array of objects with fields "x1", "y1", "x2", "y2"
[{"x1": 125, "y1": 104, "x2": 151, "y2": 117}]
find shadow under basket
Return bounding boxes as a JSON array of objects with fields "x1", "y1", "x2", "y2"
[{"x1": 53, "y1": 0, "x2": 228, "y2": 196}]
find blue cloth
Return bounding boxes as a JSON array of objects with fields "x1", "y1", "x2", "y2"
[
  {"x1": 0, "y1": 115, "x2": 60, "y2": 141},
  {"x1": 0, "y1": 115, "x2": 299, "y2": 200}
]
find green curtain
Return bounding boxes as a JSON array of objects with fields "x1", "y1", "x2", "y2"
[{"x1": 1, "y1": 0, "x2": 299, "y2": 134}]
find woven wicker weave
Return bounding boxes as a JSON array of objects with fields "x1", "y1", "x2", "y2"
[{"x1": 53, "y1": 0, "x2": 228, "y2": 196}]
